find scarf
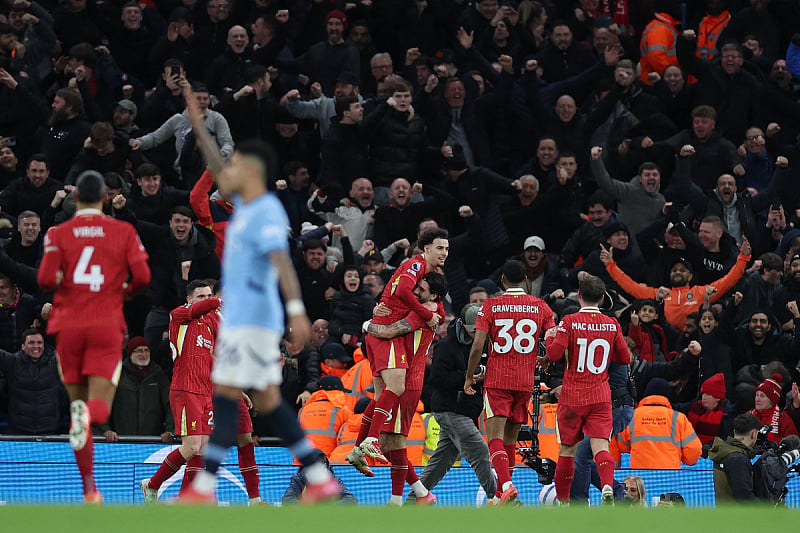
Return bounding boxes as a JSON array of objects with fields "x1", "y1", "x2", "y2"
[
  {"x1": 688, "y1": 401, "x2": 724, "y2": 445},
  {"x1": 749, "y1": 405, "x2": 783, "y2": 443}
]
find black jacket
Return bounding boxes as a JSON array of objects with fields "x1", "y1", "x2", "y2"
[
  {"x1": 429, "y1": 319, "x2": 485, "y2": 420},
  {"x1": 319, "y1": 118, "x2": 370, "y2": 200},
  {"x1": 126, "y1": 185, "x2": 190, "y2": 225},
  {"x1": 107, "y1": 359, "x2": 174, "y2": 436},
  {"x1": 328, "y1": 286, "x2": 376, "y2": 342},
  {"x1": 0, "y1": 177, "x2": 64, "y2": 219},
  {"x1": 205, "y1": 45, "x2": 254, "y2": 98},
  {"x1": 709, "y1": 436, "x2": 758, "y2": 501},
  {"x1": 38, "y1": 115, "x2": 92, "y2": 181},
  {"x1": 0, "y1": 347, "x2": 67, "y2": 435},
  {"x1": 363, "y1": 99, "x2": 427, "y2": 188},
  {"x1": 0, "y1": 290, "x2": 37, "y2": 353}
]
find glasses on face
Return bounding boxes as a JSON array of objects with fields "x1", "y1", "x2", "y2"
[
  {"x1": 746, "y1": 134, "x2": 764, "y2": 141},
  {"x1": 209, "y1": 3, "x2": 229, "y2": 8},
  {"x1": 721, "y1": 54, "x2": 742, "y2": 60}
]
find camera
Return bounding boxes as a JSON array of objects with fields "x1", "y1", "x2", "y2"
[{"x1": 517, "y1": 425, "x2": 556, "y2": 485}]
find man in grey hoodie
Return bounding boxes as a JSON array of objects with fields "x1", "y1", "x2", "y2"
[{"x1": 590, "y1": 145, "x2": 665, "y2": 238}]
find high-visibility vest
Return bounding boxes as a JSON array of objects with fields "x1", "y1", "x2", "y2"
[
  {"x1": 407, "y1": 411, "x2": 427, "y2": 466},
  {"x1": 696, "y1": 11, "x2": 731, "y2": 61},
  {"x1": 614, "y1": 395, "x2": 702, "y2": 469},
  {"x1": 340, "y1": 359, "x2": 374, "y2": 411},
  {"x1": 298, "y1": 390, "x2": 353, "y2": 459},
  {"x1": 639, "y1": 12, "x2": 680, "y2": 83},
  {"x1": 514, "y1": 400, "x2": 558, "y2": 464},
  {"x1": 420, "y1": 412, "x2": 439, "y2": 465}
]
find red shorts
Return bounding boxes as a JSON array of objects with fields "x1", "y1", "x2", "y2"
[
  {"x1": 556, "y1": 402, "x2": 613, "y2": 446},
  {"x1": 384, "y1": 388, "x2": 422, "y2": 436},
  {"x1": 55, "y1": 327, "x2": 123, "y2": 385},
  {"x1": 171, "y1": 390, "x2": 214, "y2": 436},
  {"x1": 171, "y1": 391, "x2": 253, "y2": 436},
  {"x1": 365, "y1": 334, "x2": 409, "y2": 376},
  {"x1": 483, "y1": 388, "x2": 530, "y2": 424}
]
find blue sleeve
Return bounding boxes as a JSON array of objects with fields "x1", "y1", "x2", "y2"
[
  {"x1": 788, "y1": 42, "x2": 800, "y2": 80},
  {"x1": 257, "y1": 196, "x2": 290, "y2": 255}
]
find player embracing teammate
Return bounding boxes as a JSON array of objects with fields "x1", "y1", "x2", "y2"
[{"x1": 545, "y1": 274, "x2": 630, "y2": 505}]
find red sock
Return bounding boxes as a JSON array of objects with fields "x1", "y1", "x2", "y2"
[
  {"x1": 388, "y1": 450, "x2": 407, "y2": 497},
  {"x1": 368, "y1": 391, "x2": 399, "y2": 440},
  {"x1": 180, "y1": 455, "x2": 204, "y2": 494},
  {"x1": 504, "y1": 444, "x2": 517, "y2": 474},
  {"x1": 403, "y1": 449, "x2": 419, "y2": 485},
  {"x1": 356, "y1": 401, "x2": 375, "y2": 446},
  {"x1": 86, "y1": 398, "x2": 109, "y2": 425},
  {"x1": 74, "y1": 433, "x2": 96, "y2": 495},
  {"x1": 238, "y1": 441, "x2": 260, "y2": 499},
  {"x1": 149, "y1": 448, "x2": 187, "y2": 490},
  {"x1": 554, "y1": 456, "x2": 575, "y2": 503},
  {"x1": 488, "y1": 438, "x2": 511, "y2": 497},
  {"x1": 594, "y1": 450, "x2": 615, "y2": 489}
]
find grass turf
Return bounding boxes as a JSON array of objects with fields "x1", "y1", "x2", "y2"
[{"x1": 0, "y1": 505, "x2": 795, "y2": 532}]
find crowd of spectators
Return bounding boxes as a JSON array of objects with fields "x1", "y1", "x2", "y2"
[{"x1": 0, "y1": 0, "x2": 799, "y2": 473}]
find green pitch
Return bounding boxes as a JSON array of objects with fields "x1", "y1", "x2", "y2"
[{"x1": 0, "y1": 505, "x2": 795, "y2": 532}]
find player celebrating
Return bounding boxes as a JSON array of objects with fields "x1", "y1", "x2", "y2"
[
  {"x1": 141, "y1": 280, "x2": 263, "y2": 504},
  {"x1": 464, "y1": 260, "x2": 555, "y2": 506},
  {"x1": 545, "y1": 274, "x2": 631, "y2": 505},
  {"x1": 180, "y1": 84, "x2": 339, "y2": 504},
  {"x1": 364, "y1": 272, "x2": 447, "y2": 505},
  {"x1": 37, "y1": 171, "x2": 151, "y2": 504},
  {"x1": 350, "y1": 227, "x2": 449, "y2": 465}
]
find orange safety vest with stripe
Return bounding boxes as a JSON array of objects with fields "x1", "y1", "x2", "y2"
[
  {"x1": 340, "y1": 359, "x2": 374, "y2": 412},
  {"x1": 639, "y1": 12, "x2": 681, "y2": 83},
  {"x1": 696, "y1": 11, "x2": 731, "y2": 61},
  {"x1": 298, "y1": 390, "x2": 353, "y2": 459},
  {"x1": 329, "y1": 412, "x2": 378, "y2": 466},
  {"x1": 613, "y1": 395, "x2": 702, "y2": 469},
  {"x1": 406, "y1": 402, "x2": 427, "y2": 466},
  {"x1": 514, "y1": 401, "x2": 559, "y2": 464}
]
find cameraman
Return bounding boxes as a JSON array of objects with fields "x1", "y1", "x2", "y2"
[{"x1": 709, "y1": 413, "x2": 762, "y2": 501}]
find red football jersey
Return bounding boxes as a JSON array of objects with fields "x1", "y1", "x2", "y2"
[
  {"x1": 373, "y1": 255, "x2": 433, "y2": 326},
  {"x1": 38, "y1": 209, "x2": 149, "y2": 334},
  {"x1": 404, "y1": 301, "x2": 444, "y2": 391},
  {"x1": 477, "y1": 288, "x2": 555, "y2": 392},
  {"x1": 546, "y1": 306, "x2": 630, "y2": 406},
  {"x1": 169, "y1": 297, "x2": 221, "y2": 396}
]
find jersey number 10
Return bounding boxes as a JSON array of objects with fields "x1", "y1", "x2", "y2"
[
  {"x1": 575, "y1": 337, "x2": 611, "y2": 374},
  {"x1": 73, "y1": 246, "x2": 105, "y2": 292}
]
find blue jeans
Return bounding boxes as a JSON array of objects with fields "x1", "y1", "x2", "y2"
[{"x1": 570, "y1": 404, "x2": 634, "y2": 504}]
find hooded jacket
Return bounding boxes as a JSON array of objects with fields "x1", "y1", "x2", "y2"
[
  {"x1": 591, "y1": 158, "x2": 665, "y2": 237},
  {"x1": 107, "y1": 358, "x2": 174, "y2": 436},
  {"x1": 298, "y1": 389, "x2": 353, "y2": 457},
  {"x1": 429, "y1": 319, "x2": 484, "y2": 420},
  {"x1": 708, "y1": 436, "x2": 758, "y2": 501}
]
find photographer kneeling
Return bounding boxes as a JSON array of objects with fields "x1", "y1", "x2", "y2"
[{"x1": 710, "y1": 413, "x2": 762, "y2": 502}]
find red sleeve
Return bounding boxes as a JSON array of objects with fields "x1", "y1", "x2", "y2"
[
  {"x1": 541, "y1": 304, "x2": 556, "y2": 332},
  {"x1": 189, "y1": 297, "x2": 221, "y2": 319},
  {"x1": 393, "y1": 273, "x2": 434, "y2": 322},
  {"x1": 37, "y1": 228, "x2": 62, "y2": 291},
  {"x1": 170, "y1": 305, "x2": 191, "y2": 323},
  {"x1": 405, "y1": 312, "x2": 426, "y2": 331},
  {"x1": 546, "y1": 319, "x2": 569, "y2": 362},
  {"x1": 190, "y1": 169, "x2": 215, "y2": 227},
  {"x1": 628, "y1": 323, "x2": 644, "y2": 347},
  {"x1": 611, "y1": 329, "x2": 631, "y2": 365},
  {"x1": 474, "y1": 303, "x2": 491, "y2": 333}
]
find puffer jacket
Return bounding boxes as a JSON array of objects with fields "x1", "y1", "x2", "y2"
[
  {"x1": 363, "y1": 99, "x2": 427, "y2": 188},
  {"x1": 0, "y1": 347, "x2": 66, "y2": 435}
]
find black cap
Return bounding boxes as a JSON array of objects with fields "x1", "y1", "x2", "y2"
[
  {"x1": 321, "y1": 343, "x2": 353, "y2": 364},
  {"x1": 169, "y1": 6, "x2": 193, "y2": 23},
  {"x1": 603, "y1": 221, "x2": 630, "y2": 239},
  {"x1": 336, "y1": 71, "x2": 360, "y2": 86},
  {"x1": 364, "y1": 249, "x2": 383, "y2": 262},
  {"x1": 670, "y1": 257, "x2": 693, "y2": 274},
  {"x1": 318, "y1": 375, "x2": 351, "y2": 392}
]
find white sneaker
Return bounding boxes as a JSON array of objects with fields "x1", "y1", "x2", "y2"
[
  {"x1": 69, "y1": 400, "x2": 90, "y2": 451},
  {"x1": 346, "y1": 447, "x2": 374, "y2": 477},
  {"x1": 140, "y1": 478, "x2": 158, "y2": 504},
  {"x1": 359, "y1": 437, "x2": 389, "y2": 463},
  {"x1": 601, "y1": 484, "x2": 615, "y2": 506}
]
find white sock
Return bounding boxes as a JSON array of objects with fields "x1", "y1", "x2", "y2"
[
  {"x1": 411, "y1": 481, "x2": 428, "y2": 497},
  {"x1": 248, "y1": 497, "x2": 261, "y2": 504},
  {"x1": 193, "y1": 471, "x2": 217, "y2": 494},
  {"x1": 502, "y1": 481, "x2": 512, "y2": 492},
  {"x1": 304, "y1": 462, "x2": 331, "y2": 484},
  {"x1": 389, "y1": 495, "x2": 403, "y2": 506},
  {"x1": 493, "y1": 496, "x2": 501, "y2": 504}
]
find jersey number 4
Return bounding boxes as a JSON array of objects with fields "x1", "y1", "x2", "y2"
[
  {"x1": 73, "y1": 246, "x2": 105, "y2": 292},
  {"x1": 575, "y1": 337, "x2": 611, "y2": 374},
  {"x1": 493, "y1": 318, "x2": 538, "y2": 354}
]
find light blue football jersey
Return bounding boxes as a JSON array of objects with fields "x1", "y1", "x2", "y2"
[{"x1": 221, "y1": 192, "x2": 289, "y2": 331}]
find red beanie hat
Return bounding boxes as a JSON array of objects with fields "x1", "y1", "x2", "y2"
[
  {"x1": 700, "y1": 373, "x2": 726, "y2": 400},
  {"x1": 755, "y1": 373, "x2": 783, "y2": 406},
  {"x1": 127, "y1": 336, "x2": 151, "y2": 356},
  {"x1": 325, "y1": 10, "x2": 347, "y2": 29}
]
